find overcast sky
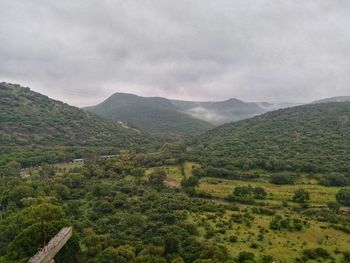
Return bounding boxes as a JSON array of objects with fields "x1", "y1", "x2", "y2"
[{"x1": 1, "y1": 1, "x2": 349, "y2": 106}]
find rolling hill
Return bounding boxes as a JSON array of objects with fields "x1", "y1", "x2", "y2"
[
  {"x1": 189, "y1": 102, "x2": 350, "y2": 173},
  {"x1": 0, "y1": 83, "x2": 155, "y2": 165},
  {"x1": 84, "y1": 93, "x2": 215, "y2": 136}
]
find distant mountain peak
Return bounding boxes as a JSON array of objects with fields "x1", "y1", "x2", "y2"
[{"x1": 84, "y1": 92, "x2": 213, "y2": 136}]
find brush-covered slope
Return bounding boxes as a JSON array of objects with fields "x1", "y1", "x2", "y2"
[
  {"x1": 84, "y1": 93, "x2": 214, "y2": 136},
  {"x1": 0, "y1": 83, "x2": 152, "y2": 148},
  {"x1": 190, "y1": 102, "x2": 350, "y2": 173}
]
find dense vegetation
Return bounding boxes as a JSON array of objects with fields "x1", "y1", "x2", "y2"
[
  {"x1": 0, "y1": 155, "x2": 349, "y2": 263},
  {"x1": 0, "y1": 157, "x2": 234, "y2": 263},
  {"x1": 189, "y1": 102, "x2": 350, "y2": 173},
  {"x1": 84, "y1": 93, "x2": 214, "y2": 137},
  {"x1": 0, "y1": 83, "x2": 157, "y2": 166}
]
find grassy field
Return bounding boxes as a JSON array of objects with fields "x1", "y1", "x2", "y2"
[
  {"x1": 150, "y1": 163, "x2": 350, "y2": 261},
  {"x1": 189, "y1": 210, "x2": 350, "y2": 262},
  {"x1": 160, "y1": 164, "x2": 340, "y2": 205},
  {"x1": 198, "y1": 177, "x2": 340, "y2": 205}
]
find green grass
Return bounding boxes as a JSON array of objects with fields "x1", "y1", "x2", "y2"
[
  {"x1": 198, "y1": 177, "x2": 340, "y2": 205},
  {"x1": 147, "y1": 164, "x2": 350, "y2": 261},
  {"x1": 189, "y1": 210, "x2": 350, "y2": 262}
]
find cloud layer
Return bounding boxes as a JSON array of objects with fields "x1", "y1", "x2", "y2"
[{"x1": 1, "y1": 0, "x2": 349, "y2": 106}]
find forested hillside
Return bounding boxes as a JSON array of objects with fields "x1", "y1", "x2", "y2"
[
  {"x1": 189, "y1": 102, "x2": 350, "y2": 173},
  {"x1": 84, "y1": 93, "x2": 214, "y2": 136},
  {"x1": 0, "y1": 83, "x2": 155, "y2": 166}
]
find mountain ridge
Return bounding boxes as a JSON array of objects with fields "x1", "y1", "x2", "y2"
[
  {"x1": 84, "y1": 93, "x2": 215, "y2": 136},
  {"x1": 85, "y1": 92, "x2": 293, "y2": 133}
]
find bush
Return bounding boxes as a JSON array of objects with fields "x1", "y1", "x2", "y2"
[
  {"x1": 303, "y1": 248, "x2": 330, "y2": 259},
  {"x1": 319, "y1": 173, "x2": 350, "y2": 187},
  {"x1": 237, "y1": 251, "x2": 255, "y2": 263},
  {"x1": 336, "y1": 189, "x2": 350, "y2": 206},
  {"x1": 342, "y1": 251, "x2": 350, "y2": 263},
  {"x1": 269, "y1": 215, "x2": 306, "y2": 231},
  {"x1": 149, "y1": 169, "x2": 166, "y2": 190},
  {"x1": 292, "y1": 188, "x2": 310, "y2": 203},
  {"x1": 270, "y1": 174, "x2": 295, "y2": 185},
  {"x1": 229, "y1": 235, "x2": 238, "y2": 243},
  {"x1": 226, "y1": 186, "x2": 268, "y2": 204},
  {"x1": 181, "y1": 176, "x2": 199, "y2": 188},
  {"x1": 327, "y1": 201, "x2": 341, "y2": 213}
]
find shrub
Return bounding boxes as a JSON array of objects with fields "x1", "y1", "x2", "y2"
[
  {"x1": 270, "y1": 174, "x2": 295, "y2": 185},
  {"x1": 237, "y1": 251, "x2": 255, "y2": 263},
  {"x1": 292, "y1": 188, "x2": 310, "y2": 203},
  {"x1": 303, "y1": 248, "x2": 330, "y2": 259},
  {"x1": 336, "y1": 189, "x2": 350, "y2": 206},
  {"x1": 181, "y1": 176, "x2": 199, "y2": 188},
  {"x1": 327, "y1": 201, "x2": 341, "y2": 213},
  {"x1": 229, "y1": 235, "x2": 238, "y2": 243}
]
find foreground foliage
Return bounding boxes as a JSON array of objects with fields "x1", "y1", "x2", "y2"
[{"x1": 0, "y1": 156, "x2": 349, "y2": 262}]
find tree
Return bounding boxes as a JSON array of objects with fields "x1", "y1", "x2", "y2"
[
  {"x1": 135, "y1": 255, "x2": 166, "y2": 263},
  {"x1": 270, "y1": 174, "x2": 295, "y2": 185},
  {"x1": 199, "y1": 244, "x2": 229, "y2": 262},
  {"x1": 292, "y1": 188, "x2": 310, "y2": 203},
  {"x1": 181, "y1": 176, "x2": 199, "y2": 188},
  {"x1": 5, "y1": 161, "x2": 21, "y2": 177},
  {"x1": 81, "y1": 229, "x2": 109, "y2": 257},
  {"x1": 6, "y1": 185, "x2": 34, "y2": 207},
  {"x1": 149, "y1": 169, "x2": 166, "y2": 190},
  {"x1": 254, "y1": 187, "x2": 267, "y2": 199},
  {"x1": 319, "y1": 173, "x2": 350, "y2": 187},
  {"x1": 39, "y1": 164, "x2": 55, "y2": 177},
  {"x1": 327, "y1": 201, "x2": 341, "y2": 213},
  {"x1": 130, "y1": 167, "x2": 145, "y2": 177},
  {"x1": 234, "y1": 186, "x2": 253, "y2": 197},
  {"x1": 165, "y1": 236, "x2": 180, "y2": 254},
  {"x1": 55, "y1": 184, "x2": 70, "y2": 200},
  {"x1": 237, "y1": 251, "x2": 255, "y2": 263},
  {"x1": 95, "y1": 246, "x2": 136, "y2": 263},
  {"x1": 336, "y1": 188, "x2": 350, "y2": 206}
]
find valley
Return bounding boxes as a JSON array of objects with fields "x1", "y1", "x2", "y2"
[
  {"x1": 0, "y1": 84, "x2": 349, "y2": 263},
  {"x1": 2, "y1": 1, "x2": 350, "y2": 262}
]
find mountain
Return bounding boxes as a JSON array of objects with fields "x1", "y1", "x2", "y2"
[
  {"x1": 84, "y1": 93, "x2": 214, "y2": 136},
  {"x1": 189, "y1": 102, "x2": 350, "y2": 173},
  {"x1": 84, "y1": 93, "x2": 283, "y2": 135},
  {"x1": 171, "y1": 98, "x2": 267, "y2": 125},
  {"x1": 0, "y1": 83, "x2": 153, "y2": 151},
  {"x1": 313, "y1": 96, "x2": 350, "y2": 103}
]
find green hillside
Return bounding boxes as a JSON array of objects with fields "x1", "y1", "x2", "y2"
[
  {"x1": 0, "y1": 83, "x2": 154, "y2": 165},
  {"x1": 189, "y1": 102, "x2": 350, "y2": 173},
  {"x1": 84, "y1": 93, "x2": 214, "y2": 136}
]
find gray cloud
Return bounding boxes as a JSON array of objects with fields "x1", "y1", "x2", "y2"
[{"x1": 0, "y1": 0, "x2": 349, "y2": 106}]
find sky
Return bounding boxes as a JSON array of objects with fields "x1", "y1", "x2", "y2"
[{"x1": 0, "y1": 0, "x2": 349, "y2": 107}]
